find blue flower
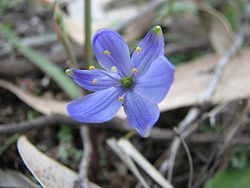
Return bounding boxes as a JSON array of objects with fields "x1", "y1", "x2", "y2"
[{"x1": 66, "y1": 26, "x2": 174, "y2": 137}]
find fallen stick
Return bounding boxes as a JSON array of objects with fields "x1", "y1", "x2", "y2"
[
  {"x1": 107, "y1": 138, "x2": 150, "y2": 188},
  {"x1": 160, "y1": 19, "x2": 248, "y2": 182},
  {"x1": 1, "y1": 114, "x2": 250, "y2": 145},
  {"x1": 118, "y1": 139, "x2": 173, "y2": 188},
  {"x1": 78, "y1": 126, "x2": 92, "y2": 188}
]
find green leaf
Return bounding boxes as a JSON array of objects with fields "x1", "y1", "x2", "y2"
[
  {"x1": 57, "y1": 125, "x2": 73, "y2": 143},
  {"x1": 230, "y1": 148, "x2": 247, "y2": 170},
  {"x1": 204, "y1": 167, "x2": 250, "y2": 188},
  {"x1": 172, "y1": 1, "x2": 198, "y2": 15},
  {"x1": 0, "y1": 25, "x2": 81, "y2": 99},
  {"x1": 158, "y1": 1, "x2": 198, "y2": 18},
  {"x1": 223, "y1": 0, "x2": 244, "y2": 31}
]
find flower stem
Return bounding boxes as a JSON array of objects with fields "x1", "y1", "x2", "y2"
[
  {"x1": 123, "y1": 129, "x2": 137, "y2": 140},
  {"x1": 84, "y1": 0, "x2": 93, "y2": 67}
]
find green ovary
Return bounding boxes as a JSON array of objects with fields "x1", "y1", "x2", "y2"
[{"x1": 120, "y1": 76, "x2": 133, "y2": 89}]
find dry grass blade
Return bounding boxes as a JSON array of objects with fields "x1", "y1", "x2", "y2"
[
  {"x1": 118, "y1": 139, "x2": 173, "y2": 188},
  {"x1": 198, "y1": 4, "x2": 233, "y2": 53},
  {"x1": 107, "y1": 138, "x2": 150, "y2": 188},
  {"x1": 173, "y1": 130, "x2": 193, "y2": 188},
  {"x1": 193, "y1": 101, "x2": 248, "y2": 187},
  {"x1": 0, "y1": 79, "x2": 68, "y2": 116}
]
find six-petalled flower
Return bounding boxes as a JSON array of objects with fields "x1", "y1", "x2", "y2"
[{"x1": 66, "y1": 26, "x2": 174, "y2": 137}]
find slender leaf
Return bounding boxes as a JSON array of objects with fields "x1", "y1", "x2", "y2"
[{"x1": 0, "y1": 25, "x2": 81, "y2": 99}]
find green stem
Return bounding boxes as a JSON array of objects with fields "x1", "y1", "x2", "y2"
[
  {"x1": 123, "y1": 129, "x2": 137, "y2": 140},
  {"x1": 84, "y1": 0, "x2": 93, "y2": 67}
]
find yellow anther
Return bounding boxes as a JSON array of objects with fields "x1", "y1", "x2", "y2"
[
  {"x1": 65, "y1": 69, "x2": 73, "y2": 76},
  {"x1": 89, "y1": 65, "x2": 95, "y2": 70},
  {"x1": 132, "y1": 68, "x2": 138, "y2": 74},
  {"x1": 92, "y1": 79, "x2": 97, "y2": 84},
  {"x1": 111, "y1": 66, "x2": 117, "y2": 72},
  {"x1": 118, "y1": 96, "x2": 124, "y2": 102},
  {"x1": 104, "y1": 50, "x2": 110, "y2": 55},
  {"x1": 153, "y1": 25, "x2": 162, "y2": 36},
  {"x1": 136, "y1": 47, "x2": 141, "y2": 52}
]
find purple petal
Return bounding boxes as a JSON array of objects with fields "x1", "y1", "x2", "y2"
[
  {"x1": 133, "y1": 56, "x2": 174, "y2": 103},
  {"x1": 67, "y1": 87, "x2": 124, "y2": 123},
  {"x1": 131, "y1": 26, "x2": 164, "y2": 76},
  {"x1": 92, "y1": 29, "x2": 131, "y2": 77},
  {"x1": 124, "y1": 91, "x2": 160, "y2": 137},
  {"x1": 66, "y1": 68, "x2": 120, "y2": 91}
]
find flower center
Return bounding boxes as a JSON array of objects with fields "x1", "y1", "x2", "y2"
[{"x1": 120, "y1": 76, "x2": 133, "y2": 89}]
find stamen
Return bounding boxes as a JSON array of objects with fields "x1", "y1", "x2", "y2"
[
  {"x1": 118, "y1": 96, "x2": 124, "y2": 102},
  {"x1": 65, "y1": 69, "x2": 73, "y2": 76},
  {"x1": 153, "y1": 25, "x2": 162, "y2": 36},
  {"x1": 104, "y1": 50, "x2": 110, "y2": 55},
  {"x1": 131, "y1": 68, "x2": 138, "y2": 74},
  {"x1": 136, "y1": 47, "x2": 141, "y2": 52},
  {"x1": 89, "y1": 65, "x2": 95, "y2": 70},
  {"x1": 111, "y1": 66, "x2": 117, "y2": 72},
  {"x1": 92, "y1": 79, "x2": 97, "y2": 84}
]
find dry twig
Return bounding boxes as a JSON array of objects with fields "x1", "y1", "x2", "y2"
[
  {"x1": 2, "y1": 114, "x2": 250, "y2": 146},
  {"x1": 118, "y1": 139, "x2": 173, "y2": 188},
  {"x1": 193, "y1": 102, "x2": 248, "y2": 187},
  {"x1": 173, "y1": 129, "x2": 193, "y2": 188},
  {"x1": 160, "y1": 16, "x2": 248, "y2": 182},
  {"x1": 107, "y1": 138, "x2": 150, "y2": 188},
  {"x1": 0, "y1": 114, "x2": 76, "y2": 134},
  {"x1": 78, "y1": 126, "x2": 92, "y2": 188}
]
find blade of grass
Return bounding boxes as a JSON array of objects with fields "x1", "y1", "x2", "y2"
[
  {"x1": 0, "y1": 25, "x2": 81, "y2": 99},
  {"x1": 0, "y1": 133, "x2": 20, "y2": 156},
  {"x1": 53, "y1": 5, "x2": 78, "y2": 67}
]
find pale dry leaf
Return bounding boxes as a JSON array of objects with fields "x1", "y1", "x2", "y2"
[
  {"x1": 159, "y1": 48, "x2": 250, "y2": 111},
  {"x1": 17, "y1": 136, "x2": 78, "y2": 188},
  {"x1": 198, "y1": 4, "x2": 233, "y2": 54},
  {"x1": 17, "y1": 136, "x2": 102, "y2": 188},
  {"x1": 0, "y1": 79, "x2": 68, "y2": 116},
  {"x1": 0, "y1": 169, "x2": 39, "y2": 188},
  {"x1": 123, "y1": 13, "x2": 153, "y2": 42}
]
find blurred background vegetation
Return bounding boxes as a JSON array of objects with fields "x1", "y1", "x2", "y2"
[{"x1": 0, "y1": 0, "x2": 250, "y2": 187}]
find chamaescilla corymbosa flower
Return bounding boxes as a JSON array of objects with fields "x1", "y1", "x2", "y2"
[{"x1": 66, "y1": 25, "x2": 174, "y2": 137}]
